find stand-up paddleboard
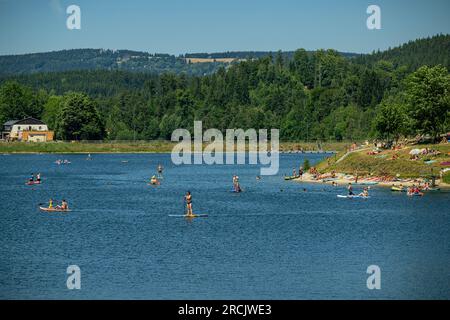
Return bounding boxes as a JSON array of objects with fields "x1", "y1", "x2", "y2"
[
  {"x1": 168, "y1": 214, "x2": 208, "y2": 218},
  {"x1": 39, "y1": 207, "x2": 71, "y2": 212},
  {"x1": 337, "y1": 195, "x2": 370, "y2": 199}
]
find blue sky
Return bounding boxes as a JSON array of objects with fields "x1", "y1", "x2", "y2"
[{"x1": 0, "y1": 0, "x2": 449, "y2": 55}]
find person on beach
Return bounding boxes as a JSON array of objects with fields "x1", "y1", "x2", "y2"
[
  {"x1": 299, "y1": 167, "x2": 304, "y2": 179},
  {"x1": 185, "y1": 191, "x2": 193, "y2": 216},
  {"x1": 347, "y1": 183, "x2": 354, "y2": 196}
]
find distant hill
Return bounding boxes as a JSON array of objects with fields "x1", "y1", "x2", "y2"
[
  {"x1": 0, "y1": 48, "x2": 358, "y2": 76},
  {"x1": 0, "y1": 49, "x2": 226, "y2": 76},
  {"x1": 354, "y1": 34, "x2": 450, "y2": 70},
  {"x1": 0, "y1": 34, "x2": 448, "y2": 77}
]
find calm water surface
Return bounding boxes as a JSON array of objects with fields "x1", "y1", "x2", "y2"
[{"x1": 0, "y1": 153, "x2": 449, "y2": 299}]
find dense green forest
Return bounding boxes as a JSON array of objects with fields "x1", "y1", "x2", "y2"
[{"x1": 0, "y1": 34, "x2": 449, "y2": 142}]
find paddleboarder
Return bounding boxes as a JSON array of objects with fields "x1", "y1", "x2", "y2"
[{"x1": 185, "y1": 191, "x2": 193, "y2": 216}]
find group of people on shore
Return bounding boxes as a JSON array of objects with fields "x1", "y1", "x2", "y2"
[{"x1": 292, "y1": 166, "x2": 305, "y2": 179}]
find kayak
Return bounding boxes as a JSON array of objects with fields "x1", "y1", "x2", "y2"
[
  {"x1": 26, "y1": 181, "x2": 41, "y2": 185},
  {"x1": 391, "y1": 186, "x2": 405, "y2": 192},
  {"x1": 284, "y1": 175, "x2": 300, "y2": 181},
  {"x1": 168, "y1": 214, "x2": 208, "y2": 218},
  {"x1": 337, "y1": 195, "x2": 370, "y2": 199},
  {"x1": 39, "y1": 207, "x2": 71, "y2": 212}
]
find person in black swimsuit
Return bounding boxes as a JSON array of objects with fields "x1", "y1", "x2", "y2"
[{"x1": 185, "y1": 191, "x2": 193, "y2": 216}]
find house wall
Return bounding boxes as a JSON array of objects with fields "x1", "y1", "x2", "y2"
[
  {"x1": 10, "y1": 124, "x2": 49, "y2": 138},
  {"x1": 21, "y1": 131, "x2": 54, "y2": 142}
]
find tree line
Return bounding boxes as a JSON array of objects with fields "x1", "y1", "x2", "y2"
[{"x1": 0, "y1": 35, "x2": 449, "y2": 142}]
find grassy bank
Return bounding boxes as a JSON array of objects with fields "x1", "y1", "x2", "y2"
[
  {"x1": 0, "y1": 141, "x2": 349, "y2": 154},
  {"x1": 316, "y1": 143, "x2": 450, "y2": 179}
]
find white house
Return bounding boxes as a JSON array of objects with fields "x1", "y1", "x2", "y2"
[{"x1": 2, "y1": 117, "x2": 54, "y2": 142}]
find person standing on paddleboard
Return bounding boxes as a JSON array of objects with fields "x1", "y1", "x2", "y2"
[
  {"x1": 157, "y1": 164, "x2": 164, "y2": 178},
  {"x1": 347, "y1": 183, "x2": 354, "y2": 196},
  {"x1": 185, "y1": 191, "x2": 193, "y2": 216}
]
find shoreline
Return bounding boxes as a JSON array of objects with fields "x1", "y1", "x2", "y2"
[
  {"x1": 294, "y1": 173, "x2": 450, "y2": 189},
  {"x1": 0, "y1": 141, "x2": 349, "y2": 154}
]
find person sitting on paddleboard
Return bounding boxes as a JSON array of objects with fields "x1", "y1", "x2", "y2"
[
  {"x1": 293, "y1": 168, "x2": 297, "y2": 177},
  {"x1": 185, "y1": 191, "x2": 193, "y2": 216},
  {"x1": 60, "y1": 200, "x2": 68, "y2": 210},
  {"x1": 55, "y1": 199, "x2": 68, "y2": 210},
  {"x1": 36, "y1": 173, "x2": 41, "y2": 182},
  {"x1": 30, "y1": 173, "x2": 35, "y2": 182},
  {"x1": 347, "y1": 183, "x2": 354, "y2": 196},
  {"x1": 48, "y1": 199, "x2": 53, "y2": 209},
  {"x1": 359, "y1": 187, "x2": 369, "y2": 197}
]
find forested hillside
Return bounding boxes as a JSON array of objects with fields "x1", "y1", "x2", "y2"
[
  {"x1": 0, "y1": 35, "x2": 448, "y2": 142},
  {"x1": 354, "y1": 34, "x2": 450, "y2": 71},
  {"x1": 0, "y1": 49, "x2": 226, "y2": 76},
  {"x1": 0, "y1": 49, "x2": 358, "y2": 76}
]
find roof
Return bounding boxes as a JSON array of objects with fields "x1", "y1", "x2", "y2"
[
  {"x1": 13, "y1": 117, "x2": 46, "y2": 125},
  {"x1": 3, "y1": 120, "x2": 18, "y2": 126}
]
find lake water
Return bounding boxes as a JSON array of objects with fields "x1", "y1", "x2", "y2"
[{"x1": 0, "y1": 153, "x2": 449, "y2": 299}]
